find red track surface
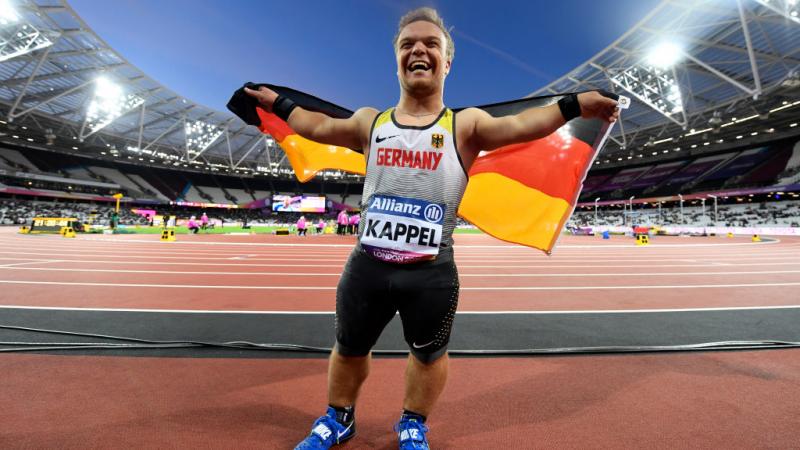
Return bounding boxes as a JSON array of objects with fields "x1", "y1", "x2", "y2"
[
  {"x1": 1, "y1": 228, "x2": 799, "y2": 312},
  {"x1": 2, "y1": 228, "x2": 800, "y2": 448},
  {"x1": 2, "y1": 351, "x2": 799, "y2": 449}
]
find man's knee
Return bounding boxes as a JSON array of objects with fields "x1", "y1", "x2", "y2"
[
  {"x1": 334, "y1": 341, "x2": 371, "y2": 359},
  {"x1": 409, "y1": 346, "x2": 448, "y2": 365}
]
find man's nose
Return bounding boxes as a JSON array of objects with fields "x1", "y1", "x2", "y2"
[{"x1": 412, "y1": 42, "x2": 426, "y2": 54}]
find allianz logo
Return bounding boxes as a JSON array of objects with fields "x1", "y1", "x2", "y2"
[{"x1": 369, "y1": 197, "x2": 444, "y2": 223}]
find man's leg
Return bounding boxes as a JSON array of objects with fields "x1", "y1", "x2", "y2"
[
  {"x1": 403, "y1": 353, "x2": 448, "y2": 416},
  {"x1": 328, "y1": 347, "x2": 370, "y2": 407}
]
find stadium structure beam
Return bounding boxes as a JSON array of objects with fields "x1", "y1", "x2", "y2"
[
  {"x1": 201, "y1": 123, "x2": 250, "y2": 157},
  {"x1": 226, "y1": 127, "x2": 233, "y2": 167},
  {"x1": 641, "y1": 28, "x2": 800, "y2": 66},
  {"x1": 121, "y1": 103, "x2": 195, "y2": 137},
  {"x1": 7, "y1": 77, "x2": 93, "y2": 121},
  {"x1": 737, "y1": 0, "x2": 762, "y2": 97},
  {"x1": 7, "y1": 38, "x2": 58, "y2": 120},
  {"x1": 225, "y1": 131, "x2": 261, "y2": 163},
  {"x1": 141, "y1": 118, "x2": 183, "y2": 153},
  {"x1": 232, "y1": 135, "x2": 265, "y2": 169},
  {"x1": 184, "y1": 112, "x2": 223, "y2": 162},
  {"x1": 264, "y1": 137, "x2": 273, "y2": 168},
  {"x1": 136, "y1": 102, "x2": 145, "y2": 150},
  {"x1": 14, "y1": 47, "x2": 108, "y2": 62},
  {"x1": 1, "y1": 63, "x2": 125, "y2": 88},
  {"x1": 753, "y1": 0, "x2": 800, "y2": 25},
  {"x1": 116, "y1": 96, "x2": 181, "y2": 135}
]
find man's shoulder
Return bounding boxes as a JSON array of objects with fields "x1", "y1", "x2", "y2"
[
  {"x1": 352, "y1": 107, "x2": 380, "y2": 122},
  {"x1": 455, "y1": 107, "x2": 487, "y2": 122}
]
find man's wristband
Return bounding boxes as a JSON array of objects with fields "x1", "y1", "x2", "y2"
[
  {"x1": 272, "y1": 95, "x2": 298, "y2": 122},
  {"x1": 557, "y1": 93, "x2": 581, "y2": 122}
]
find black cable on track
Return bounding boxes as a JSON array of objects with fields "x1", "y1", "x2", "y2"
[{"x1": 2, "y1": 324, "x2": 799, "y2": 355}]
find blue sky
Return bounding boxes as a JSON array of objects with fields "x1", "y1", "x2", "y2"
[{"x1": 70, "y1": 0, "x2": 660, "y2": 112}]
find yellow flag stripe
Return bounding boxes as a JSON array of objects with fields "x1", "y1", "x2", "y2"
[
  {"x1": 279, "y1": 134, "x2": 366, "y2": 183},
  {"x1": 458, "y1": 172, "x2": 571, "y2": 252}
]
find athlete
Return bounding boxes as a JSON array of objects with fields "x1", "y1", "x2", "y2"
[{"x1": 245, "y1": 7, "x2": 618, "y2": 449}]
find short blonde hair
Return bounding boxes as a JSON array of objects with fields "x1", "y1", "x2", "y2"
[{"x1": 393, "y1": 7, "x2": 454, "y2": 61}]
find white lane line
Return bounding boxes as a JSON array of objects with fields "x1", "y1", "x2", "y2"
[
  {"x1": 2, "y1": 280, "x2": 800, "y2": 290},
  {"x1": 3, "y1": 267, "x2": 800, "y2": 277},
  {"x1": 0, "y1": 250, "x2": 796, "y2": 264},
  {"x1": 0, "y1": 260, "x2": 62, "y2": 268},
  {"x1": 0, "y1": 305, "x2": 798, "y2": 314},
  {"x1": 70, "y1": 237, "x2": 781, "y2": 249},
  {"x1": 0, "y1": 258, "x2": 799, "y2": 269},
  {"x1": 6, "y1": 242, "x2": 798, "y2": 258}
]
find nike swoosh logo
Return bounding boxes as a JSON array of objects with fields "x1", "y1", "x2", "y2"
[
  {"x1": 412, "y1": 340, "x2": 436, "y2": 349},
  {"x1": 337, "y1": 423, "x2": 353, "y2": 440},
  {"x1": 375, "y1": 134, "x2": 398, "y2": 143}
]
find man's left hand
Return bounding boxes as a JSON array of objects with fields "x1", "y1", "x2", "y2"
[{"x1": 577, "y1": 91, "x2": 620, "y2": 123}]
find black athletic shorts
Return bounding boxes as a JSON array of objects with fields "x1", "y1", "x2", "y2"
[{"x1": 335, "y1": 245, "x2": 459, "y2": 363}]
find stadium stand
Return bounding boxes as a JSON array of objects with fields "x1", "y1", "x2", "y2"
[
  {"x1": 568, "y1": 200, "x2": 800, "y2": 228},
  {"x1": 0, "y1": 148, "x2": 38, "y2": 172},
  {"x1": 195, "y1": 186, "x2": 228, "y2": 204}
]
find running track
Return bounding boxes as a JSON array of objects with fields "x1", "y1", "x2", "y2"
[{"x1": 1, "y1": 228, "x2": 799, "y2": 313}]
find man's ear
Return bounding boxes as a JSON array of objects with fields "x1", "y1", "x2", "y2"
[{"x1": 444, "y1": 59, "x2": 452, "y2": 75}]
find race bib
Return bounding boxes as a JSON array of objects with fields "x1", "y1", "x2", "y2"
[{"x1": 360, "y1": 194, "x2": 445, "y2": 263}]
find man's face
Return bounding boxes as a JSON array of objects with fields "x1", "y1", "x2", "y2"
[{"x1": 396, "y1": 20, "x2": 451, "y2": 97}]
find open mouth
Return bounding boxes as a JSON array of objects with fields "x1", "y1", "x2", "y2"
[{"x1": 407, "y1": 61, "x2": 431, "y2": 73}]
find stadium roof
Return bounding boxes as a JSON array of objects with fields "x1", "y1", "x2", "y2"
[
  {"x1": 532, "y1": 0, "x2": 800, "y2": 169},
  {"x1": 0, "y1": 0, "x2": 798, "y2": 178}
]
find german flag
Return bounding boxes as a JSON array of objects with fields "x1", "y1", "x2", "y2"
[{"x1": 227, "y1": 84, "x2": 615, "y2": 254}]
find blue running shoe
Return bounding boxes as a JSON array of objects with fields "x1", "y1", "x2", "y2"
[
  {"x1": 294, "y1": 407, "x2": 356, "y2": 449},
  {"x1": 395, "y1": 416, "x2": 430, "y2": 450}
]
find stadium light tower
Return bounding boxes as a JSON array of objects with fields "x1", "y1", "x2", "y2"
[
  {"x1": 594, "y1": 197, "x2": 600, "y2": 226},
  {"x1": 81, "y1": 77, "x2": 144, "y2": 140},
  {"x1": 185, "y1": 120, "x2": 223, "y2": 160},
  {"x1": 628, "y1": 196, "x2": 635, "y2": 226},
  {"x1": 701, "y1": 198, "x2": 707, "y2": 225},
  {"x1": 708, "y1": 194, "x2": 718, "y2": 223},
  {"x1": 678, "y1": 194, "x2": 684, "y2": 224},
  {"x1": 611, "y1": 41, "x2": 687, "y2": 127},
  {"x1": 646, "y1": 42, "x2": 683, "y2": 69},
  {"x1": 0, "y1": 0, "x2": 55, "y2": 62}
]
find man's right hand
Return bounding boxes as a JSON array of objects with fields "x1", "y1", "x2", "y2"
[{"x1": 244, "y1": 85, "x2": 279, "y2": 112}]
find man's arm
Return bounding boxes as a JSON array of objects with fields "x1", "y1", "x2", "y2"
[
  {"x1": 459, "y1": 91, "x2": 619, "y2": 157},
  {"x1": 244, "y1": 86, "x2": 377, "y2": 152}
]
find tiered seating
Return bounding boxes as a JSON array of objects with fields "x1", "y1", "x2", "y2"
[
  {"x1": 0, "y1": 148, "x2": 38, "y2": 172},
  {"x1": 226, "y1": 188, "x2": 253, "y2": 203},
  {"x1": 89, "y1": 166, "x2": 144, "y2": 195},
  {"x1": 183, "y1": 185, "x2": 206, "y2": 202},
  {"x1": 695, "y1": 147, "x2": 771, "y2": 190},
  {"x1": 568, "y1": 200, "x2": 800, "y2": 228},
  {"x1": 126, "y1": 174, "x2": 170, "y2": 201},
  {"x1": 652, "y1": 154, "x2": 732, "y2": 195},
  {"x1": 196, "y1": 186, "x2": 227, "y2": 203}
]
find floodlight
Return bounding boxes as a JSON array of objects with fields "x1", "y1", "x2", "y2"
[
  {"x1": 0, "y1": 0, "x2": 18, "y2": 24},
  {"x1": 0, "y1": 0, "x2": 54, "y2": 62},
  {"x1": 185, "y1": 120, "x2": 223, "y2": 156},
  {"x1": 81, "y1": 77, "x2": 144, "y2": 139},
  {"x1": 646, "y1": 42, "x2": 683, "y2": 69},
  {"x1": 611, "y1": 64, "x2": 686, "y2": 126},
  {"x1": 754, "y1": 0, "x2": 800, "y2": 24}
]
